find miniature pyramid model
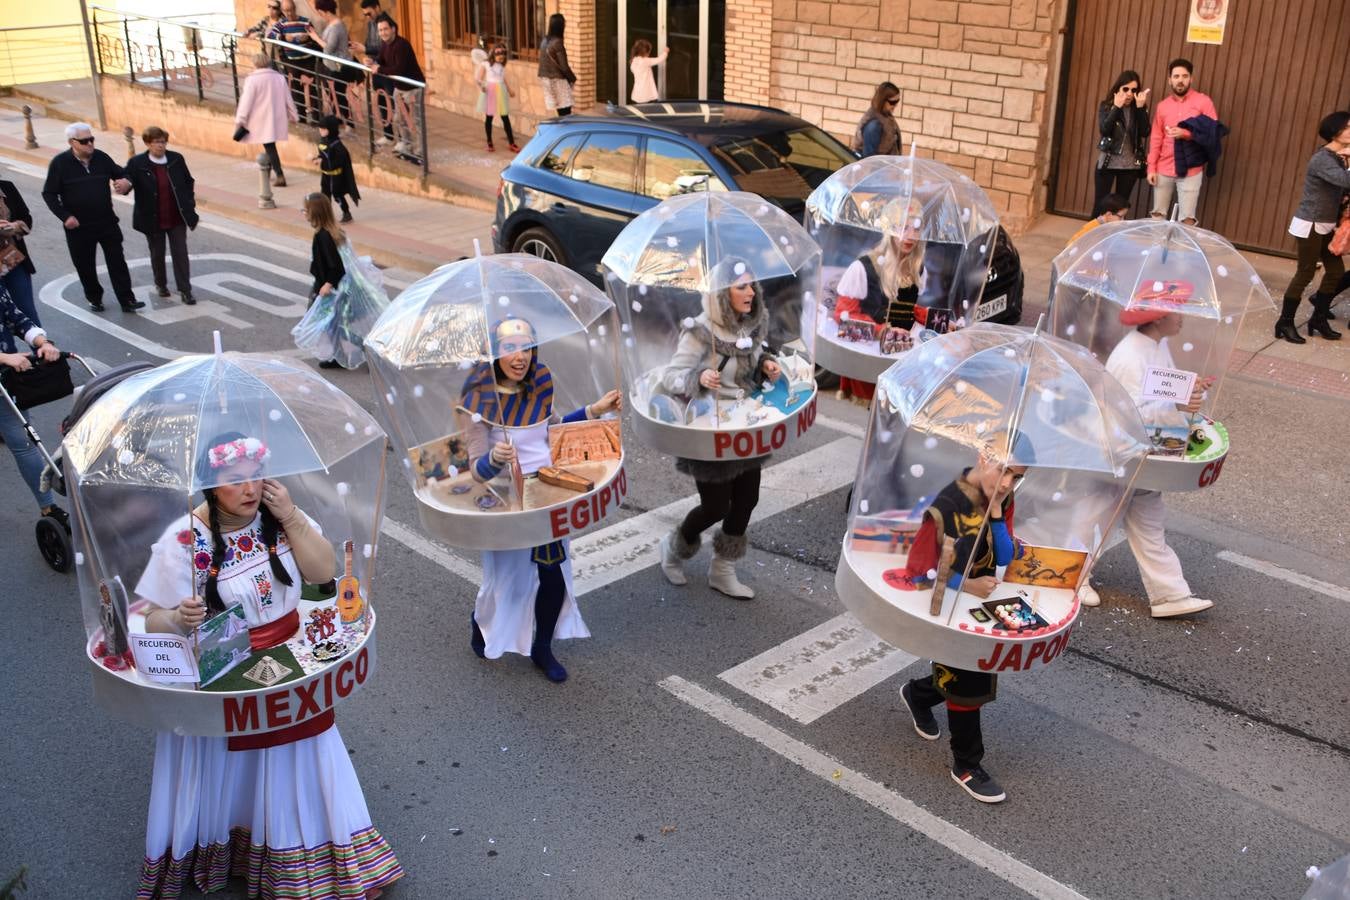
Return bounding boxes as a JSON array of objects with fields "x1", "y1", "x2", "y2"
[{"x1": 242, "y1": 655, "x2": 293, "y2": 687}]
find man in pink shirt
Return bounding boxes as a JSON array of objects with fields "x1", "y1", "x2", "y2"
[{"x1": 1146, "y1": 58, "x2": 1218, "y2": 225}]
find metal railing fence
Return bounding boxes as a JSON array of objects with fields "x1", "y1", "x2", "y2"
[{"x1": 87, "y1": 6, "x2": 429, "y2": 175}]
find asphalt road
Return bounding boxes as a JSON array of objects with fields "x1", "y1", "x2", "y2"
[{"x1": 0, "y1": 156, "x2": 1347, "y2": 900}]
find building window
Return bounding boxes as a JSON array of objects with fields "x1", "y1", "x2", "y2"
[{"x1": 443, "y1": 0, "x2": 545, "y2": 60}]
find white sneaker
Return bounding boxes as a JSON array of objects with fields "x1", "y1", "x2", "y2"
[
  {"x1": 375, "y1": 135, "x2": 392, "y2": 147},
  {"x1": 1078, "y1": 582, "x2": 1101, "y2": 607},
  {"x1": 708, "y1": 556, "x2": 754, "y2": 599},
  {"x1": 392, "y1": 141, "x2": 410, "y2": 156},
  {"x1": 1150, "y1": 596, "x2": 1214, "y2": 618}
]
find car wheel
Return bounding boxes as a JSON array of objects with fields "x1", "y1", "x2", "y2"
[{"x1": 512, "y1": 227, "x2": 567, "y2": 267}]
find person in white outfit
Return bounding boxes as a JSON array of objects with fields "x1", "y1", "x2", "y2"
[
  {"x1": 1090, "y1": 300, "x2": 1215, "y2": 618},
  {"x1": 136, "y1": 432, "x2": 402, "y2": 897},
  {"x1": 462, "y1": 316, "x2": 621, "y2": 682},
  {"x1": 629, "y1": 39, "x2": 669, "y2": 104}
]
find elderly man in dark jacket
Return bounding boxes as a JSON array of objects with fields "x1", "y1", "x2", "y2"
[
  {"x1": 125, "y1": 126, "x2": 199, "y2": 305},
  {"x1": 41, "y1": 122, "x2": 143, "y2": 313}
]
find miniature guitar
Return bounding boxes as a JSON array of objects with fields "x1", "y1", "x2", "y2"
[
  {"x1": 538, "y1": 465, "x2": 593, "y2": 493},
  {"x1": 336, "y1": 540, "x2": 365, "y2": 624}
]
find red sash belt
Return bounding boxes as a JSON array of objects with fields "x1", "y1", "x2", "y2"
[
  {"x1": 248, "y1": 608, "x2": 299, "y2": 651},
  {"x1": 227, "y1": 710, "x2": 334, "y2": 751}
]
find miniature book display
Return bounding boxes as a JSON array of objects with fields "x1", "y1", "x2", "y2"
[
  {"x1": 193, "y1": 603, "x2": 251, "y2": 687},
  {"x1": 416, "y1": 419, "x2": 624, "y2": 515}
]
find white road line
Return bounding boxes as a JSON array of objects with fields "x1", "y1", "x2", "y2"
[
  {"x1": 660, "y1": 676, "x2": 1090, "y2": 900},
  {"x1": 379, "y1": 517, "x2": 482, "y2": 585},
  {"x1": 569, "y1": 436, "x2": 861, "y2": 594},
  {"x1": 1216, "y1": 550, "x2": 1350, "y2": 604},
  {"x1": 813, "y1": 413, "x2": 867, "y2": 439},
  {"x1": 718, "y1": 612, "x2": 918, "y2": 724}
]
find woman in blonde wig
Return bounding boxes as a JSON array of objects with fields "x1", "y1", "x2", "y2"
[{"x1": 833, "y1": 197, "x2": 934, "y2": 403}]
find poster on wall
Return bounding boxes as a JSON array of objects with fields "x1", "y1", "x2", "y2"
[{"x1": 1186, "y1": 0, "x2": 1229, "y2": 44}]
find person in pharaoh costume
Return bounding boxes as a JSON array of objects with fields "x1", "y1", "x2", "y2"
[
  {"x1": 460, "y1": 316, "x2": 621, "y2": 682},
  {"x1": 135, "y1": 431, "x2": 402, "y2": 898}
]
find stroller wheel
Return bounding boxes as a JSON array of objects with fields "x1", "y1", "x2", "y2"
[{"x1": 36, "y1": 516, "x2": 74, "y2": 572}]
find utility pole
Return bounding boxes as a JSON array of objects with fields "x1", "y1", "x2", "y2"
[{"x1": 77, "y1": 0, "x2": 108, "y2": 130}]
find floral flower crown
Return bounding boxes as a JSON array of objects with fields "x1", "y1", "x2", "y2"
[{"x1": 207, "y1": 437, "x2": 270, "y2": 469}]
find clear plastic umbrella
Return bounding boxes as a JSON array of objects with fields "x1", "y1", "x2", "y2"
[
  {"x1": 363, "y1": 248, "x2": 620, "y2": 467},
  {"x1": 363, "y1": 248, "x2": 625, "y2": 548},
  {"x1": 861, "y1": 323, "x2": 1151, "y2": 617},
  {"x1": 805, "y1": 153, "x2": 1004, "y2": 383},
  {"x1": 62, "y1": 339, "x2": 389, "y2": 732},
  {"x1": 599, "y1": 192, "x2": 820, "y2": 454},
  {"x1": 1047, "y1": 218, "x2": 1274, "y2": 429},
  {"x1": 601, "y1": 190, "x2": 820, "y2": 295},
  {"x1": 64, "y1": 341, "x2": 384, "y2": 491}
]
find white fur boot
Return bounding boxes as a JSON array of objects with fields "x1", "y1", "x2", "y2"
[{"x1": 708, "y1": 529, "x2": 754, "y2": 599}]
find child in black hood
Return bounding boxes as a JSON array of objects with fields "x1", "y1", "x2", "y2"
[{"x1": 316, "y1": 115, "x2": 360, "y2": 223}]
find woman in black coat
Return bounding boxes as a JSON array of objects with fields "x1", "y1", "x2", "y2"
[
  {"x1": 0, "y1": 179, "x2": 39, "y2": 353},
  {"x1": 1094, "y1": 70, "x2": 1150, "y2": 212},
  {"x1": 124, "y1": 127, "x2": 199, "y2": 305}
]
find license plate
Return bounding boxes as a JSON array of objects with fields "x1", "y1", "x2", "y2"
[{"x1": 974, "y1": 294, "x2": 1007, "y2": 322}]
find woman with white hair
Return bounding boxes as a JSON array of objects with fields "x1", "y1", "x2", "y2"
[{"x1": 234, "y1": 51, "x2": 299, "y2": 187}]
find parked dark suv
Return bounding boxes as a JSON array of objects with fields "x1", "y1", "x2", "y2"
[{"x1": 491, "y1": 101, "x2": 1021, "y2": 324}]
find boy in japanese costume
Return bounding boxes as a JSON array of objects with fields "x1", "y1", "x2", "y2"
[{"x1": 888, "y1": 447, "x2": 1029, "y2": 804}]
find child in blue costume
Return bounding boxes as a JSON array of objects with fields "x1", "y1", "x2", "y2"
[{"x1": 460, "y1": 316, "x2": 621, "y2": 682}]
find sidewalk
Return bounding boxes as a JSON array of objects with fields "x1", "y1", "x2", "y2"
[
  {"x1": 3, "y1": 93, "x2": 1347, "y2": 402},
  {"x1": 0, "y1": 100, "x2": 494, "y2": 274}
]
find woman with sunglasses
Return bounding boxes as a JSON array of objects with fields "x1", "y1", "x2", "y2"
[
  {"x1": 852, "y1": 82, "x2": 903, "y2": 158},
  {"x1": 477, "y1": 43, "x2": 519, "y2": 153},
  {"x1": 1095, "y1": 70, "x2": 1151, "y2": 212}
]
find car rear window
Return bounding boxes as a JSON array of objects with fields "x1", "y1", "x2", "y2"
[
  {"x1": 642, "y1": 137, "x2": 727, "y2": 200},
  {"x1": 566, "y1": 133, "x2": 641, "y2": 193},
  {"x1": 709, "y1": 127, "x2": 856, "y2": 207}
]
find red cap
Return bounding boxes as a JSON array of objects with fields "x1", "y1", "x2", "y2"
[{"x1": 1119, "y1": 279, "x2": 1193, "y2": 325}]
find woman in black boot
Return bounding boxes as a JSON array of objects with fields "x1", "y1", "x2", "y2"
[
  {"x1": 461, "y1": 316, "x2": 621, "y2": 681},
  {"x1": 1277, "y1": 110, "x2": 1350, "y2": 343},
  {"x1": 657, "y1": 258, "x2": 782, "y2": 599}
]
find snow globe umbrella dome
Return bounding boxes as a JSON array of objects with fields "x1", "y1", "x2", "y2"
[
  {"x1": 63, "y1": 342, "x2": 387, "y2": 737},
  {"x1": 836, "y1": 323, "x2": 1150, "y2": 673},
  {"x1": 805, "y1": 153, "x2": 1002, "y2": 384},
  {"x1": 601, "y1": 191, "x2": 821, "y2": 462},
  {"x1": 1046, "y1": 219, "x2": 1273, "y2": 492},
  {"x1": 364, "y1": 250, "x2": 626, "y2": 551}
]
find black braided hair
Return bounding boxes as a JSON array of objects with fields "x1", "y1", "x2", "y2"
[
  {"x1": 259, "y1": 504, "x2": 295, "y2": 588},
  {"x1": 201, "y1": 490, "x2": 228, "y2": 615}
]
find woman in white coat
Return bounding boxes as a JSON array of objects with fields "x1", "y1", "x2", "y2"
[
  {"x1": 235, "y1": 51, "x2": 299, "y2": 187},
  {"x1": 460, "y1": 316, "x2": 621, "y2": 682}
]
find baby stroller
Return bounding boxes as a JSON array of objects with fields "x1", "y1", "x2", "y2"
[{"x1": 0, "y1": 352, "x2": 153, "y2": 572}]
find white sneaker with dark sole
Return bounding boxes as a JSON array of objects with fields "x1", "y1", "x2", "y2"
[{"x1": 1078, "y1": 582, "x2": 1101, "y2": 607}]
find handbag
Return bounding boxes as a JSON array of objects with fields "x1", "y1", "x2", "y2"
[
  {"x1": 232, "y1": 124, "x2": 249, "y2": 141},
  {"x1": 1329, "y1": 194, "x2": 1350, "y2": 257},
  {"x1": 1, "y1": 356, "x2": 73, "y2": 410},
  {"x1": 0, "y1": 241, "x2": 24, "y2": 273}
]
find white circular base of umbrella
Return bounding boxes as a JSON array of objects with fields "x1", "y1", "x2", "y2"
[
  {"x1": 87, "y1": 602, "x2": 378, "y2": 738},
  {"x1": 814, "y1": 326, "x2": 907, "y2": 384},
  {"x1": 413, "y1": 456, "x2": 628, "y2": 551},
  {"x1": 628, "y1": 385, "x2": 818, "y2": 461},
  {"x1": 835, "y1": 546, "x2": 1082, "y2": 674},
  {"x1": 1134, "y1": 418, "x2": 1230, "y2": 493}
]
